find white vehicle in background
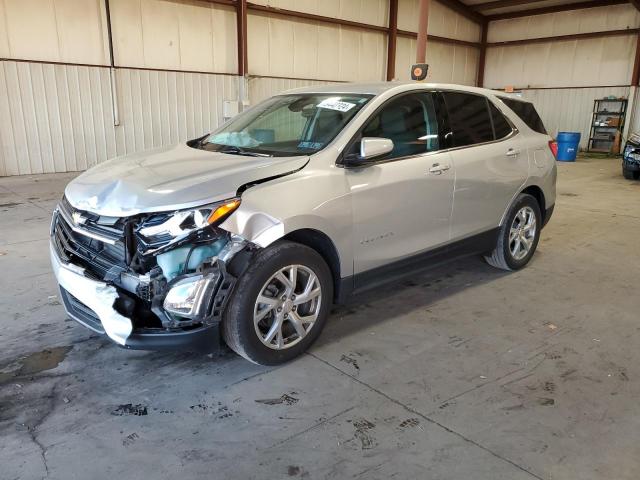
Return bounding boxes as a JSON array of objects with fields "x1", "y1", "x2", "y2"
[{"x1": 50, "y1": 82, "x2": 557, "y2": 365}]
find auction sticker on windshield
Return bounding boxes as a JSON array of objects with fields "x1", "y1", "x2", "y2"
[{"x1": 317, "y1": 98, "x2": 356, "y2": 112}]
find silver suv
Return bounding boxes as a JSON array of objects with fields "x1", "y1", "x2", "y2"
[{"x1": 50, "y1": 83, "x2": 557, "y2": 365}]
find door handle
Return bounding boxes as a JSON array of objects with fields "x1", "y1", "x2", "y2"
[
  {"x1": 506, "y1": 148, "x2": 520, "y2": 158},
  {"x1": 429, "y1": 163, "x2": 451, "y2": 175}
]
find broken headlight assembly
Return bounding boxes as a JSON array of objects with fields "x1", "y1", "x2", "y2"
[
  {"x1": 137, "y1": 198, "x2": 241, "y2": 249},
  {"x1": 163, "y1": 273, "x2": 219, "y2": 318}
]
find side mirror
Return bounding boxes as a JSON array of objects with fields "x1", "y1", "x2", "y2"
[{"x1": 360, "y1": 137, "x2": 394, "y2": 160}]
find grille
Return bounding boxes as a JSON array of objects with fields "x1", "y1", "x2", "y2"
[
  {"x1": 60, "y1": 196, "x2": 125, "y2": 240},
  {"x1": 59, "y1": 287, "x2": 105, "y2": 334},
  {"x1": 53, "y1": 199, "x2": 128, "y2": 280}
]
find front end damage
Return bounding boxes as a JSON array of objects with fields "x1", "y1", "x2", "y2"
[{"x1": 50, "y1": 196, "x2": 255, "y2": 352}]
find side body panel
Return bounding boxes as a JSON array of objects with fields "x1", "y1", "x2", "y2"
[
  {"x1": 346, "y1": 150, "x2": 454, "y2": 274},
  {"x1": 519, "y1": 133, "x2": 557, "y2": 218},
  {"x1": 222, "y1": 85, "x2": 557, "y2": 289},
  {"x1": 449, "y1": 135, "x2": 529, "y2": 239},
  {"x1": 494, "y1": 96, "x2": 557, "y2": 224}
]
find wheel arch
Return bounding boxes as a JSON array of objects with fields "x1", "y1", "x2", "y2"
[
  {"x1": 521, "y1": 185, "x2": 546, "y2": 222},
  {"x1": 499, "y1": 184, "x2": 547, "y2": 227},
  {"x1": 282, "y1": 228, "x2": 342, "y2": 302}
]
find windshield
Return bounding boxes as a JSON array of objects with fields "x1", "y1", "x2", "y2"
[{"x1": 200, "y1": 94, "x2": 373, "y2": 157}]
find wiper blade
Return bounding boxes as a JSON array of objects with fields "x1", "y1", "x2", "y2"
[{"x1": 219, "y1": 146, "x2": 273, "y2": 157}]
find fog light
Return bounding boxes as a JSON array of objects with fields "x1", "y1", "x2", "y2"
[{"x1": 163, "y1": 274, "x2": 217, "y2": 318}]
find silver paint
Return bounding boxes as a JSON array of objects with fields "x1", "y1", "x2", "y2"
[
  {"x1": 50, "y1": 242, "x2": 133, "y2": 345},
  {"x1": 53, "y1": 82, "x2": 557, "y2": 343},
  {"x1": 64, "y1": 142, "x2": 308, "y2": 217}
]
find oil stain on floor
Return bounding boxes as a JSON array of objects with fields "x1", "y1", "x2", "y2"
[{"x1": 0, "y1": 346, "x2": 72, "y2": 385}]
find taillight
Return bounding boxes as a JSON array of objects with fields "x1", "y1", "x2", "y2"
[{"x1": 548, "y1": 140, "x2": 558, "y2": 159}]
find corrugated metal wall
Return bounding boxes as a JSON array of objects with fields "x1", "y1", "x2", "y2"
[
  {"x1": 484, "y1": 3, "x2": 640, "y2": 150},
  {"x1": 0, "y1": 0, "x2": 490, "y2": 176},
  {"x1": 2, "y1": 0, "x2": 640, "y2": 175},
  {"x1": 484, "y1": 4, "x2": 640, "y2": 90},
  {"x1": 398, "y1": 0, "x2": 480, "y2": 43},
  {"x1": 250, "y1": 0, "x2": 389, "y2": 27},
  {"x1": 249, "y1": 77, "x2": 341, "y2": 105},
  {"x1": 0, "y1": 0, "x2": 109, "y2": 65},
  {"x1": 247, "y1": 13, "x2": 388, "y2": 82},
  {"x1": 396, "y1": 0, "x2": 480, "y2": 84},
  {"x1": 485, "y1": 36, "x2": 637, "y2": 90},
  {"x1": 487, "y1": 4, "x2": 640, "y2": 43},
  {"x1": 629, "y1": 88, "x2": 640, "y2": 136},
  {"x1": 0, "y1": 61, "x2": 238, "y2": 176},
  {"x1": 518, "y1": 86, "x2": 631, "y2": 149},
  {"x1": 395, "y1": 39, "x2": 479, "y2": 85},
  {"x1": 109, "y1": 0, "x2": 237, "y2": 74}
]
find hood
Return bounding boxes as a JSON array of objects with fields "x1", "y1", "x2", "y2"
[{"x1": 65, "y1": 143, "x2": 308, "y2": 217}]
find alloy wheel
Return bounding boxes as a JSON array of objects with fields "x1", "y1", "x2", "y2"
[
  {"x1": 253, "y1": 265, "x2": 322, "y2": 350},
  {"x1": 509, "y1": 206, "x2": 537, "y2": 261}
]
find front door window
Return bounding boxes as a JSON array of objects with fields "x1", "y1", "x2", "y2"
[{"x1": 355, "y1": 92, "x2": 440, "y2": 160}]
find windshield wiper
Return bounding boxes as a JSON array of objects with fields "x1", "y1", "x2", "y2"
[{"x1": 218, "y1": 146, "x2": 273, "y2": 157}]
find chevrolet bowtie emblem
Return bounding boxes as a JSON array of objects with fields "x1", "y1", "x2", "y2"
[{"x1": 72, "y1": 211, "x2": 86, "y2": 225}]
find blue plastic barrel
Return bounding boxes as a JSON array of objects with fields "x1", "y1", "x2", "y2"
[{"x1": 556, "y1": 132, "x2": 581, "y2": 162}]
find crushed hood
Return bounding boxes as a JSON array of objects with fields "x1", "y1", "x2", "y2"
[{"x1": 65, "y1": 143, "x2": 308, "y2": 217}]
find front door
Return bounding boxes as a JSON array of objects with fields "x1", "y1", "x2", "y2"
[{"x1": 345, "y1": 92, "x2": 455, "y2": 277}]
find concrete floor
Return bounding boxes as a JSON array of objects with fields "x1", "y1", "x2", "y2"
[{"x1": 0, "y1": 156, "x2": 639, "y2": 480}]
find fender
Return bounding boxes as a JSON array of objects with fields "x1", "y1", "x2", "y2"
[{"x1": 220, "y1": 163, "x2": 355, "y2": 277}]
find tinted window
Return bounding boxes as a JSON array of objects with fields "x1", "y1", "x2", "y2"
[
  {"x1": 359, "y1": 92, "x2": 440, "y2": 159},
  {"x1": 499, "y1": 97, "x2": 547, "y2": 134},
  {"x1": 442, "y1": 92, "x2": 493, "y2": 147},
  {"x1": 489, "y1": 102, "x2": 513, "y2": 139}
]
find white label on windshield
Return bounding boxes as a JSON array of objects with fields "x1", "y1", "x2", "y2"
[{"x1": 317, "y1": 98, "x2": 356, "y2": 112}]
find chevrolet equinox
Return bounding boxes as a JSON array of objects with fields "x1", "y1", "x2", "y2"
[{"x1": 50, "y1": 83, "x2": 557, "y2": 365}]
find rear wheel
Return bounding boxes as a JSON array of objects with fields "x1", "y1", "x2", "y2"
[
  {"x1": 222, "y1": 241, "x2": 333, "y2": 365},
  {"x1": 485, "y1": 193, "x2": 541, "y2": 271}
]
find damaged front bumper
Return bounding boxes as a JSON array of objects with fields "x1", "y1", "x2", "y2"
[
  {"x1": 51, "y1": 240, "x2": 223, "y2": 351},
  {"x1": 49, "y1": 200, "x2": 250, "y2": 352}
]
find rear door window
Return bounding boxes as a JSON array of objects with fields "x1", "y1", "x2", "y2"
[
  {"x1": 499, "y1": 97, "x2": 547, "y2": 134},
  {"x1": 442, "y1": 92, "x2": 494, "y2": 147}
]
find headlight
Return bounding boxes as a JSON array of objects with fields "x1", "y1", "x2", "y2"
[
  {"x1": 163, "y1": 274, "x2": 218, "y2": 318},
  {"x1": 138, "y1": 198, "x2": 241, "y2": 242}
]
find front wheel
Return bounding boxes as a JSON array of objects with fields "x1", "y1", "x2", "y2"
[
  {"x1": 484, "y1": 193, "x2": 541, "y2": 271},
  {"x1": 222, "y1": 241, "x2": 333, "y2": 365},
  {"x1": 623, "y1": 167, "x2": 639, "y2": 180}
]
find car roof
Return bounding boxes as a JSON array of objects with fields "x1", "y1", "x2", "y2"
[{"x1": 282, "y1": 81, "x2": 505, "y2": 98}]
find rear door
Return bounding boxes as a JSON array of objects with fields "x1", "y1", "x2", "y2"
[{"x1": 441, "y1": 91, "x2": 529, "y2": 240}]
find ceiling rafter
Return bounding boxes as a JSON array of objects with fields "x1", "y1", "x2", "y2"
[
  {"x1": 487, "y1": 27, "x2": 639, "y2": 47},
  {"x1": 472, "y1": 0, "x2": 550, "y2": 12},
  {"x1": 486, "y1": 0, "x2": 629, "y2": 20},
  {"x1": 437, "y1": 0, "x2": 485, "y2": 23}
]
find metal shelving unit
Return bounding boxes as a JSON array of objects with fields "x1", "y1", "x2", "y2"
[{"x1": 587, "y1": 98, "x2": 627, "y2": 154}]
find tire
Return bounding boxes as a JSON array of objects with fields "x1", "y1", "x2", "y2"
[
  {"x1": 484, "y1": 193, "x2": 542, "y2": 271},
  {"x1": 623, "y1": 167, "x2": 638, "y2": 180},
  {"x1": 222, "y1": 241, "x2": 333, "y2": 365}
]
